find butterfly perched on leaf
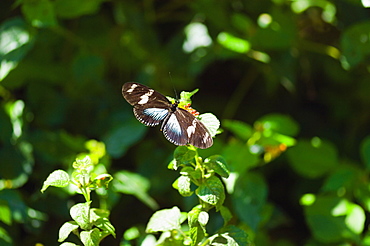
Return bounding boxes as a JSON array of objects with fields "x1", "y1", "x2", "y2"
[{"x1": 122, "y1": 82, "x2": 218, "y2": 149}]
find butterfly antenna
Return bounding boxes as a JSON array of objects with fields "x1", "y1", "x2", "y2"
[{"x1": 169, "y1": 72, "x2": 179, "y2": 102}]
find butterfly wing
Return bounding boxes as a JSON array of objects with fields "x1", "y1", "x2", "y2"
[
  {"x1": 122, "y1": 82, "x2": 213, "y2": 149},
  {"x1": 122, "y1": 82, "x2": 172, "y2": 126},
  {"x1": 162, "y1": 108, "x2": 213, "y2": 149}
]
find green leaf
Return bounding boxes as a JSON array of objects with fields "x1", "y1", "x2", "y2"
[
  {"x1": 175, "y1": 175, "x2": 193, "y2": 197},
  {"x1": 256, "y1": 113, "x2": 299, "y2": 137},
  {"x1": 94, "y1": 217, "x2": 116, "y2": 238},
  {"x1": 232, "y1": 172, "x2": 268, "y2": 231},
  {"x1": 123, "y1": 226, "x2": 140, "y2": 241},
  {"x1": 174, "y1": 146, "x2": 196, "y2": 164},
  {"x1": 58, "y1": 221, "x2": 79, "y2": 243},
  {"x1": 0, "y1": 200, "x2": 11, "y2": 225},
  {"x1": 21, "y1": 0, "x2": 57, "y2": 27},
  {"x1": 340, "y1": 21, "x2": 370, "y2": 69},
  {"x1": 287, "y1": 138, "x2": 338, "y2": 178},
  {"x1": 112, "y1": 170, "x2": 158, "y2": 210},
  {"x1": 60, "y1": 243, "x2": 78, "y2": 246},
  {"x1": 103, "y1": 121, "x2": 147, "y2": 158},
  {"x1": 93, "y1": 174, "x2": 113, "y2": 189},
  {"x1": 178, "y1": 89, "x2": 199, "y2": 105},
  {"x1": 146, "y1": 206, "x2": 185, "y2": 233},
  {"x1": 0, "y1": 18, "x2": 34, "y2": 81},
  {"x1": 208, "y1": 232, "x2": 239, "y2": 246},
  {"x1": 219, "y1": 206, "x2": 233, "y2": 226},
  {"x1": 222, "y1": 139, "x2": 259, "y2": 174},
  {"x1": 321, "y1": 165, "x2": 359, "y2": 192},
  {"x1": 70, "y1": 202, "x2": 91, "y2": 230},
  {"x1": 188, "y1": 205, "x2": 207, "y2": 245},
  {"x1": 196, "y1": 176, "x2": 225, "y2": 210},
  {"x1": 223, "y1": 120, "x2": 253, "y2": 141},
  {"x1": 217, "y1": 32, "x2": 251, "y2": 53},
  {"x1": 54, "y1": 0, "x2": 105, "y2": 19},
  {"x1": 360, "y1": 135, "x2": 370, "y2": 170},
  {"x1": 303, "y1": 195, "x2": 365, "y2": 243},
  {"x1": 80, "y1": 228, "x2": 100, "y2": 246},
  {"x1": 204, "y1": 155, "x2": 230, "y2": 178},
  {"x1": 199, "y1": 113, "x2": 220, "y2": 138},
  {"x1": 215, "y1": 225, "x2": 250, "y2": 246},
  {"x1": 250, "y1": 8, "x2": 296, "y2": 50},
  {"x1": 41, "y1": 169, "x2": 70, "y2": 192}
]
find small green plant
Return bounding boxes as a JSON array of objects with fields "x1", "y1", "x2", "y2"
[
  {"x1": 144, "y1": 145, "x2": 250, "y2": 246},
  {"x1": 41, "y1": 141, "x2": 114, "y2": 246}
]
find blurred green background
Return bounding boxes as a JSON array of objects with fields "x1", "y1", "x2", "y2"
[{"x1": 1, "y1": 0, "x2": 370, "y2": 245}]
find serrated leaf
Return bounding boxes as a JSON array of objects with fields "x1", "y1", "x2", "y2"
[
  {"x1": 174, "y1": 146, "x2": 196, "y2": 163},
  {"x1": 209, "y1": 225, "x2": 249, "y2": 246},
  {"x1": 188, "y1": 205, "x2": 207, "y2": 245},
  {"x1": 58, "y1": 221, "x2": 79, "y2": 242},
  {"x1": 209, "y1": 232, "x2": 239, "y2": 246},
  {"x1": 80, "y1": 228, "x2": 100, "y2": 246},
  {"x1": 41, "y1": 169, "x2": 70, "y2": 192},
  {"x1": 198, "y1": 211, "x2": 209, "y2": 226},
  {"x1": 70, "y1": 202, "x2": 91, "y2": 230},
  {"x1": 176, "y1": 175, "x2": 193, "y2": 197},
  {"x1": 199, "y1": 113, "x2": 220, "y2": 137},
  {"x1": 146, "y1": 206, "x2": 184, "y2": 233},
  {"x1": 204, "y1": 155, "x2": 230, "y2": 178},
  {"x1": 196, "y1": 176, "x2": 225, "y2": 209},
  {"x1": 218, "y1": 225, "x2": 250, "y2": 246},
  {"x1": 60, "y1": 243, "x2": 79, "y2": 246}
]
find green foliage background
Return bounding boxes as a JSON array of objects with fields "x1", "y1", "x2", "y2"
[{"x1": 1, "y1": 0, "x2": 370, "y2": 245}]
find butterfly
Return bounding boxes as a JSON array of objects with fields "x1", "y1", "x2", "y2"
[{"x1": 122, "y1": 82, "x2": 213, "y2": 149}]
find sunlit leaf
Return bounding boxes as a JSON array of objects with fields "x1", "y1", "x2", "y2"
[
  {"x1": 0, "y1": 18, "x2": 34, "y2": 81},
  {"x1": 41, "y1": 170, "x2": 70, "y2": 192},
  {"x1": 146, "y1": 206, "x2": 185, "y2": 233},
  {"x1": 58, "y1": 221, "x2": 79, "y2": 242},
  {"x1": 70, "y1": 202, "x2": 91, "y2": 230}
]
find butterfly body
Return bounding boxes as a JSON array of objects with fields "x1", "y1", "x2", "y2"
[{"x1": 122, "y1": 82, "x2": 213, "y2": 149}]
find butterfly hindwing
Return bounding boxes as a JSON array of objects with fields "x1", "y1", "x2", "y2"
[
  {"x1": 162, "y1": 108, "x2": 213, "y2": 149},
  {"x1": 122, "y1": 82, "x2": 213, "y2": 149},
  {"x1": 133, "y1": 107, "x2": 169, "y2": 126}
]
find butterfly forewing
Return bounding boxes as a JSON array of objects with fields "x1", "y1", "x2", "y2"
[
  {"x1": 123, "y1": 82, "x2": 172, "y2": 126},
  {"x1": 122, "y1": 82, "x2": 213, "y2": 149},
  {"x1": 122, "y1": 82, "x2": 170, "y2": 106}
]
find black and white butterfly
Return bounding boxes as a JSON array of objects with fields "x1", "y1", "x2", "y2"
[{"x1": 122, "y1": 82, "x2": 213, "y2": 149}]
